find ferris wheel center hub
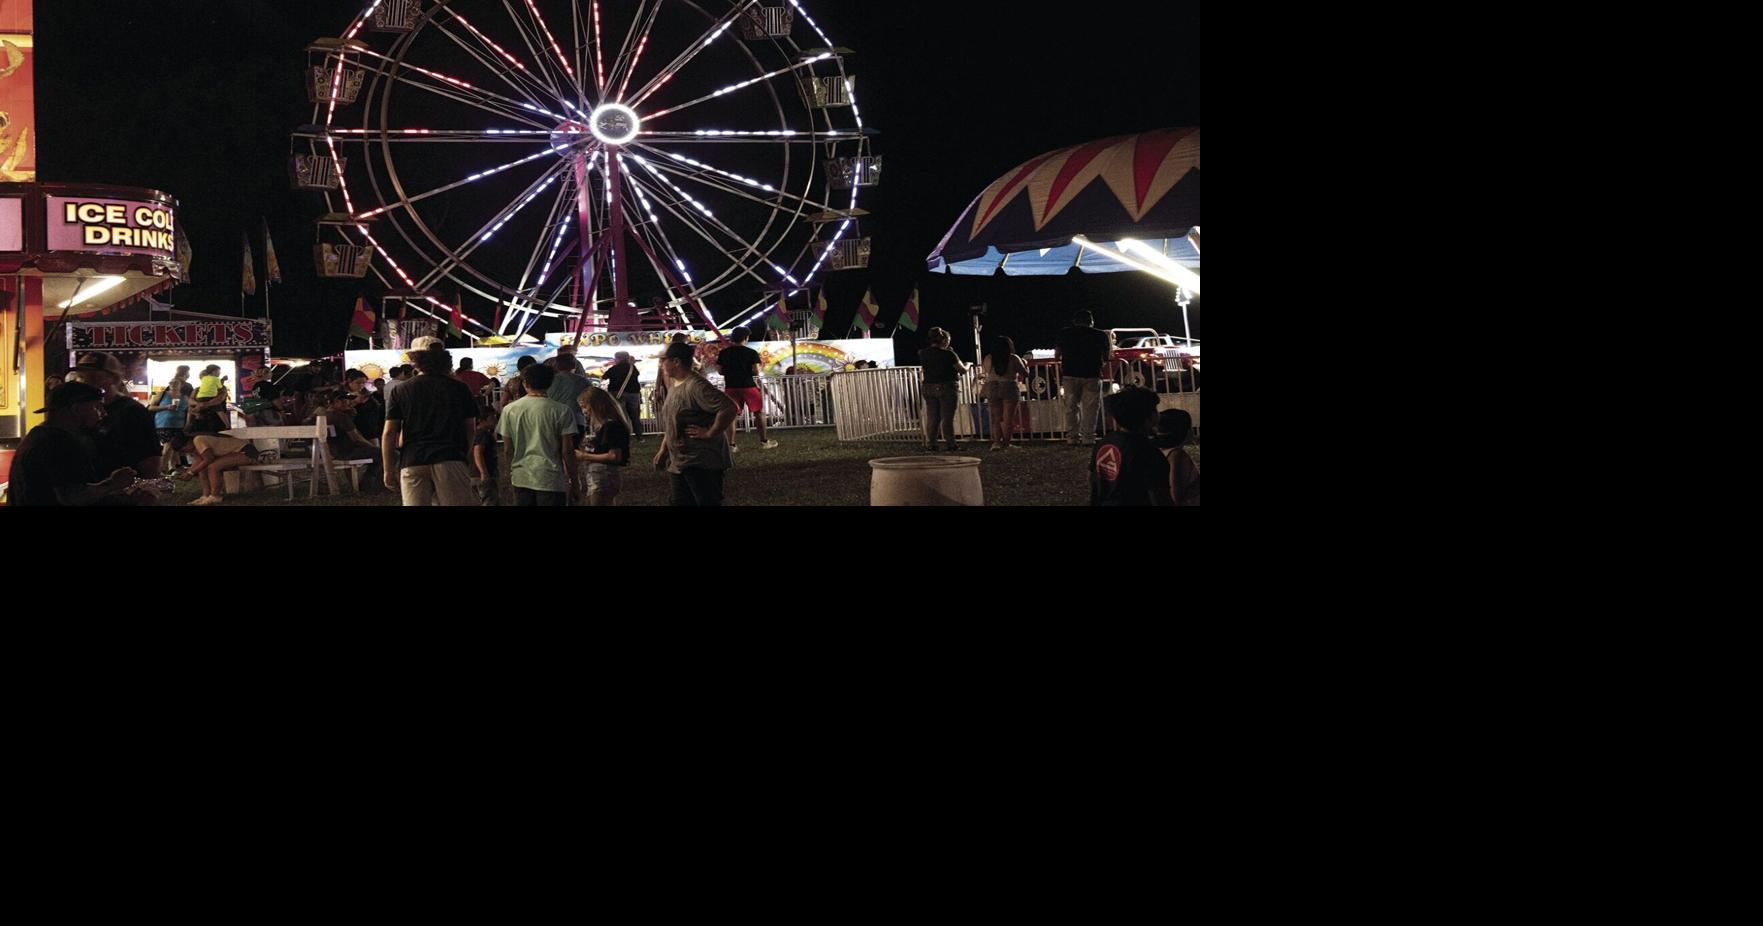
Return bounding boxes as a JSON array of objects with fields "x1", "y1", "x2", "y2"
[{"x1": 588, "y1": 104, "x2": 641, "y2": 145}]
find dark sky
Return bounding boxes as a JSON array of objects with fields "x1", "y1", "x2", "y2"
[{"x1": 34, "y1": 1, "x2": 1199, "y2": 359}]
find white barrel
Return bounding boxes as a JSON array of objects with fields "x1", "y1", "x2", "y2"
[{"x1": 869, "y1": 456, "x2": 984, "y2": 506}]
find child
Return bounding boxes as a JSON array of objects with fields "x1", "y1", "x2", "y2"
[
  {"x1": 194, "y1": 364, "x2": 224, "y2": 401},
  {"x1": 574, "y1": 386, "x2": 631, "y2": 506},
  {"x1": 1153, "y1": 408, "x2": 1201, "y2": 506},
  {"x1": 473, "y1": 402, "x2": 501, "y2": 506},
  {"x1": 1090, "y1": 387, "x2": 1173, "y2": 506}
]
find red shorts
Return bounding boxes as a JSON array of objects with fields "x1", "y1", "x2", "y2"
[{"x1": 726, "y1": 386, "x2": 764, "y2": 413}]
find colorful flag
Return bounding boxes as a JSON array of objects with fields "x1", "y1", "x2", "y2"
[
  {"x1": 174, "y1": 223, "x2": 193, "y2": 279},
  {"x1": 898, "y1": 287, "x2": 921, "y2": 332},
  {"x1": 347, "y1": 296, "x2": 376, "y2": 340},
  {"x1": 853, "y1": 287, "x2": 878, "y2": 334},
  {"x1": 263, "y1": 218, "x2": 282, "y2": 285},
  {"x1": 814, "y1": 287, "x2": 829, "y2": 325},
  {"x1": 241, "y1": 232, "x2": 257, "y2": 296},
  {"x1": 445, "y1": 294, "x2": 464, "y2": 339},
  {"x1": 765, "y1": 298, "x2": 790, "y2": 330}
]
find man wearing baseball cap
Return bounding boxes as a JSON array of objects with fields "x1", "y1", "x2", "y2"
[
  {"x1": 69, "y1": 353, "x2": 163, "y2": 478},
  {"x1": 7, "y1": 382, "x2": 138, "y2": 506}
]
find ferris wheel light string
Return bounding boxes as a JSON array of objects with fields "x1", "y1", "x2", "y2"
[
  {"x1": 645, "y1": 53, "x2": 833, "y2": 121},
  {"x1": 522, "y1": 0, "x2": 578, "y2": 81},
  {"x1": 482, "y1": 173, "x2": 561, "y2": 242},
  {"x1": 593, "y1": 1, "x2": 607, "y2": 94},
  {"x1": 660, "y1": 151, "x2": 773, "y2": 192},
  {"x1": 448, "y1": 11, "x2": 532, "y2": 75}
]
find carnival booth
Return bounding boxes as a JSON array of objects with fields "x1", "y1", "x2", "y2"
[{"x1": 66, "y1": 311, "x2": 271, "y2": 413}]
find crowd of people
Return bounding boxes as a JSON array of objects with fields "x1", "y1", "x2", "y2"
[
  {"x1": 7, "y1": 317, "x2": 1196, "y2": 508},
  {"x1": 916, "y1": 310, "x2": 1201, "y2": 506}
]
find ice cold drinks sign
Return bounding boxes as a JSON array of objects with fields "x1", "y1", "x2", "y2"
[{"x1": 46, "y1": 195, "x2": 175, "y2": 257}]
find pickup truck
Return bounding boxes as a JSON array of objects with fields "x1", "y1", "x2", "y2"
[{"x1": 1110, "y1": 330, "x2": 1200, "y2": 370}]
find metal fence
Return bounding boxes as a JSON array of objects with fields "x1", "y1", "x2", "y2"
[
  {"x1": 831, "y1": 359, "x2": 1202, "y2": 444},
  {"x1": 582, "y1": 373, "x2": 838, "y2": 435}
]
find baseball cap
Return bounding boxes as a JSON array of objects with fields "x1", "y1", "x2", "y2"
[{"x1": 33, "y1": 381, "x2": 106, "y2": 413}]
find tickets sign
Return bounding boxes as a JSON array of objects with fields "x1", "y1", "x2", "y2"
[
  {"x1": 69, "y1": 321, "x2": 271, "y2": 351},
  {"x1": 46, "y1": 195, "x2": 176, "y2": 257}
]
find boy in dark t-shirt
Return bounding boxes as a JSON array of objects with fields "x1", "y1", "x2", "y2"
[
  {"x1": 1091, "y1": 387, "x2": 1174, "y2": 506},
  {"x1": 473, "y1": 404, "x2": 500, "y2": 505},
  {"x1": 715, "y1": 326, "x2": 777, "y2": 451}
]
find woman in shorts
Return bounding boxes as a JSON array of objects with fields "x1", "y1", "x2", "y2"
[
  {"x1": 574, "y1": 387, "x2": 631, "y2": 506},
  {"x1": 981, "y1": 335, "x2": 1028, "y2": 451},
  {"x1": 181, "y1": 433, "x2": 261, "y2": 506}
]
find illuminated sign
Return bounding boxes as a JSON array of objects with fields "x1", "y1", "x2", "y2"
[
  {"x1": 0, "y1": 0, "x2": 35, "y2": 182},
  {"x1": 45, "y1": 195, "x2": 176, "y2": 257},
  {"x1": 0, "y1": 195, "x2": 19, "y2": 250},
  {"x1": 69, "y1": 321, "x2": 272, "y2": 351}
]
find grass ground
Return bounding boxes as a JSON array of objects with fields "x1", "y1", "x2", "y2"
[{"x1": 157, "y1": 428, "x2": 1201, "y2": 507}]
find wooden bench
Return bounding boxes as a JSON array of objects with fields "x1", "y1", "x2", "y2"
[{"x1": 222, "y1": 416, "x2": 355, "y2": 499}]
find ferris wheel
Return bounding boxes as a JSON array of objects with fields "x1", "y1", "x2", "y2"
[{"x1": 294, "y1": 0, "x2": 878, "y2": 342}]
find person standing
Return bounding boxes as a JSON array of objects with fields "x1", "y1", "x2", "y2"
[
  {"x1": 502, "y1": 355, "x2": 537, "y2": 410},
  {"x1": 917, "y1": 327, "x2": 968, "y2": 453},
  {"x1": 6, "y1": 382, "x2": 137, "y2": 506},
  {"x1": 981, "y1": 335, "x2": 1028, "y2": 452},
  {"x1": 1054, "y1": 310, "x2": 1115, "y2": 446},
  {"x1": 653, "y1": 341, "x2": 737, "y2": 507},
  {"x1": 573, "y1": 387, "x2": 631, "y2": 506},
  {"x1": 604, "y1": 351, "x2": 644, "y2": 440},
  {"x1": 716, "y1": 326, "x2": 778, "y2": 451},
  {"x1": 382, "y1": 347, "x2": 479, "y2": 506},
  {"x1": 497, "y1": 363, "x2": 578, "y2": 507},
  {"x1": 546, "y1": 353, "x2": 592, "y2": 437},
  {"x1": 1090, "y1": 388, "x2": 1173, "y2": 507},
  {"x1": 454, "y1": 356, "x2": 490, "y2": 397},
  {"x1": 152, "y1": 378, "x2": 193, "y2": 473},
  {"x1": 472, "y1": 403, "x2": 501, "y2": 505}
]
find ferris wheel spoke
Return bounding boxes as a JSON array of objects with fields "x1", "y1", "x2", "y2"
[
  {"x1": 414, "y1": 160, "x2": 571, "y2": 292},
  {"x1": 628, "y1": 0, "x2": 760, "y2": 109},
  {"x1": 358, "y1": 145, "x2": 567, "y2": 219},
  {"x1": 501, "y1": 176, "x2": 578, "y2": 327},
  {"x1": 637, "y1": 130, "x2": 863, "y2": 144},
  {"x1": 607, "y1": 1, "x2": 664, "y2": 103},
  {"x1": 355, "y1": 53, "x2": 560, "y2": 127},
  {"x1": 643, "y1": 53, "x2": 835, "y2": 122},
  {"x1": 319, "y1": 128, "x2": 556, "y2": 143},
  {"x1": 624, "y1": 163, "x2": 786, "y2": 291},
  {"x1": 633, "y1": 144, "x2": 840, "y2": 216},
  {"x1": 496, "y1": 0, "x2": 567, "y2": 100},
  {"x1": 590, "y1": 0, "x2": 609, "y2": 98},
  {"x1": 518, "y1": 0, "x2": 583, "y2": 99},
  {"x1": 431, "y1": 10, "x2": 560, "y2": 111}
]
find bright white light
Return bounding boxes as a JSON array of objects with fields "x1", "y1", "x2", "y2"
[
  {"x1": 589, "y1": 103, "x2": 641, "y2": 145},
  {"x1": 58, "y1": 276, "x2": 127, "y2": 309},
  {"x1": 1073, "y1": 236, "x2": 1201, "y2": 293},
  {"x1": 1117, "y1": 237, "x2": 1202, "y2": 294}
]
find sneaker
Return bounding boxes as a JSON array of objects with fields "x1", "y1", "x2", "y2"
[
  {"x1": 946, "y1": 444, "x2": 962, "y2": 453},
  {"x1": 760, "y1": 440, "x2": 779, "y2": 449},
  {"x1": 730, "y1": 445, "x2": 740, "y2": 454},
  {"x1": 989, "y1": 444, "x2": 1003, "y2": 452}
]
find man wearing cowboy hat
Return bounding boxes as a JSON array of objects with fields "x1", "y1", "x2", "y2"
[
  {"x1": 6, "y1": 382, "x2": 138, "y2": 506},
  {"x1": 68, "y1": 353, "x2": 164, "y2": 479}
]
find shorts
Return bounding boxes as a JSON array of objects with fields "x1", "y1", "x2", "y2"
[
  {"x1": 584, "y1": 462, "x2": 624, "y2": 496},
  {"x1": 193, "y1": 434, "x2": 248, "y2": 456},
  {"x1": 726, "y1": 386, "x2": 764, "y2": 414},
  {"x1": 984, "y1": 382, "x2": 1020, "y2": 403},
  {"x1": 156, "y1": 428, "x2": 185, "y2": 444}
]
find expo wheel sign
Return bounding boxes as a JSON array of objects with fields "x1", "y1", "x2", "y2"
[{"x1": 300, "y1": 1, "x2": 872, "y2": 340}]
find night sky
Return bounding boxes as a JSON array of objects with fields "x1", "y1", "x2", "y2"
[{"x1": 32, "y1": 1, "x2": 1199, "y2": 360}]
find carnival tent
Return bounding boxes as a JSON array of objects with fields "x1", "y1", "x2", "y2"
[{"x1": 926, "y1": 128, "x2": 1199, "y2": 287}]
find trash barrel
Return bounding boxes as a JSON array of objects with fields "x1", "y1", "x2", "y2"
[{"x1": 868, "y1": 455, "x2": 984, "y2": 506}]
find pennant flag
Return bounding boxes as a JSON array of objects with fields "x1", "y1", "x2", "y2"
[
  {"x1": 813, "y1": 287, "x2": 829, "y2": 324},
  {"x1": 445, "y1": 294, "x2": 464, "y2": 339},
  {"x1": 174, "y1": 223, "x2": 193, "y2": 278},
  {"x1": 898, "y1": 287, "x2": 921, "y2": 332},
  {"x1": 347, "y1": 296, "x2": 376, "y2": 341},
  {"x1": 263, "y1": 218, "x2": 282, "y2": 285},
  {"x1": 241, "y1": 232, "x2": 257, "y2": 296},
  {"x1": 766, "y1": 296, "x2": 791, "y2": 330},
  {"x1": 852, "y1": 287, "x2": 878, "y2": 335}
]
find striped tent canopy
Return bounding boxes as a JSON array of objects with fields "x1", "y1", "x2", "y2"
[{"x1": 927, "y1": 128, "x2": 1199, "y2": 276}]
